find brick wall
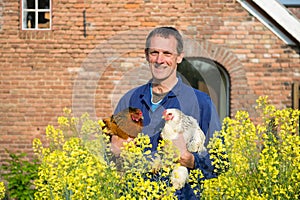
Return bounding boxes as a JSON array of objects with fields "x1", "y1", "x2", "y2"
[{"x1": 0, "y1": 0, "x2": 299, "y2": 161}]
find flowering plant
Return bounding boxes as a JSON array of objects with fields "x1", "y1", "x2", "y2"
[
  {"x1": 33, "y1": 110, "x2": 119, "y2": 199},
  {"x1": 31, "y1": 96, "x2": 300, "y2": 199},
  {"x1": 0, "y1": 182, "x2": 5, "y2": 200},
  {"x1": 32, "y1": 108, "x2": 202, "y2": 199},
  {"x1": 202, "y1": 96, "x2": 300, "y2": 199}
]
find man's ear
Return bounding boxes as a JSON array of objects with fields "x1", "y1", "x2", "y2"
[
  {"x1": 177, "y1": 52, "x2": 184, "y2": 64},
  {"x1": 145, "y1": 48, "x2": 149, "y2": 62}
]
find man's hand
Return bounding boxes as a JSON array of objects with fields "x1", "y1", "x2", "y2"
[
  {"x1": 172, "y1": 134, "x2": 195, "y2": 169},
  {"x1": 111, "y1": 135, "x2": 133, "y2": 156}
]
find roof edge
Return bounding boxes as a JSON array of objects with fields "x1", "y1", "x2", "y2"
[{"x1": 238, "y1": 0, "x2": 300, "y2": 47}]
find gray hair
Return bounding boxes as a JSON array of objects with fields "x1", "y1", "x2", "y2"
[{"x1": 145, "y1": 27, "x2": 183, "y2": 54}]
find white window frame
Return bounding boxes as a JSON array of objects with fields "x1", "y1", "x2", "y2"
[{"x1": 22, "y1": 0, "x2": 51, "y2": 30}]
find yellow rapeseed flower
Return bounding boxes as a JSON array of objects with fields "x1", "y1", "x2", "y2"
[
  {"x1": 202, "y1": 96, "x2": 300, "y2": 199},
  {"x1": 0, "y1": 182, "x2": 5, "y2": 200}
]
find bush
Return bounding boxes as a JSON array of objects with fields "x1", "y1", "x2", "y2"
[
  {"x1": 0, "y1": 150, "x2": 39, "y2": 200},
  {"x1": 4, "y1": 96, "x2": 298, "y2": 199},
  {"x1": 202, "y1": 96, "x2": 300, "y2": 199},
  {"x1": 32, "y1": 108, "x2": 200, "y2": 199}
]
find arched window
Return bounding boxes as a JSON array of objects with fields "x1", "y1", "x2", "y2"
[{"x1": 177, "y1": 58, "x2": 230, "y2": 121}]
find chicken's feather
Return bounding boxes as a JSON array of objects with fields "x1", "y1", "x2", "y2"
[
  {"x1": 161, "y1": 108, "x2": 206, "y2": 153},
  {"x1": 101, "y1": 107, "x2": 143, "y2": 139},
  {"x1": 161, "y1": 108, "x2": 206, "y2": 190}
]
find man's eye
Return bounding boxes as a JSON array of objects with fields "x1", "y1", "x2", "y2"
[
  {"x1": 150, "y1": 52, "x2": 158, "y2": 56},
  {"x1": 149, "y1": 51, "x2": 173, "y2": 57},
  {"x1": 164, "y1": 52, "x2": 172, "y2": 57}
]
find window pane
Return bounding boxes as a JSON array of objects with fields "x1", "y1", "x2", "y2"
[
  {"x1": 26, "y1": 0, "x2": 35, "y2": 9},
  {"x1": 38, "y1": 12, "x2": 50, "y2": 28},
  {"x1": 26, "y1": 12, "x2": 35, "y2": 28},
  {"x1": 277, "y1": 0, "x2": 300, "y2": 6},
  {"x1": 38, "y1": 0, "x2": 50, "y2": 9}
]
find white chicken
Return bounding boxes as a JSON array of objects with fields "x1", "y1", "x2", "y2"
[{"x1": 161, "y1": 108, "x2": 206, "y2": 190}]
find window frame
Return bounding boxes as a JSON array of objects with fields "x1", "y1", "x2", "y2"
[{"x1": 21, "y1": 0, "x2": 52, "y2": 30}]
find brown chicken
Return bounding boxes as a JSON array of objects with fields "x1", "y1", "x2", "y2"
[{"x1": 100, "y1": 107, "x2": 143, "y2": 139}]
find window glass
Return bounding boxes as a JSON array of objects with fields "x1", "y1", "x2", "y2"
[
  {"x1": 277, "y1": 0, "x2": 300, "y2": 7},
  {"x1": 25, "y1": 0, "x2": 35, "y2": 9},
  {"x1": 38, "y1": 0, "x2": 49, "y2": 9},
  {"x1": 178, "y1": 58, "x2": 230, "y2": 121},
  {"x1": 26, "y1": 12, "x2": 35, "y2": 28}
]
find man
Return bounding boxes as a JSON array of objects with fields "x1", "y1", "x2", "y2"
[{"x1": 111, "y1": 27, "x2": 221, "y2": 199}]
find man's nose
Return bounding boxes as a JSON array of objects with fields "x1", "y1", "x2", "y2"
[{"x1": 156, "y1": 52, "x2": 165, "y2": 63}]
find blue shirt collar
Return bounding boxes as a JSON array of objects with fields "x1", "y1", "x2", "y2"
[{"x1": 141, "y1": 76, "x2": 184, "y2": 110}]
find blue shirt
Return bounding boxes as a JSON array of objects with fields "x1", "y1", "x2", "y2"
[{"x1": 114, "y1": 77, "x2": 221, "y2": 199}]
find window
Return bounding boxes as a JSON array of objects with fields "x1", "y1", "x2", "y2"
[
  {"x1": 178, "y1": 58, "x2": 230, "y2": 121},
  {"x1": 277, "y1": 0, "x2": 300, "y2": 7},
  {"x1": 22, "y1": 0, "x2": 51, "y2": 30}
]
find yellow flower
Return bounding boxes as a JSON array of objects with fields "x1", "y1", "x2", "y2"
[
  {"x1": 0, "y1": 182, "x2": 5, "y2": 200},
  {"x1": 202, "y1": 96, "x2": 300, "y2": 199},
  {"x1": 34, "y1": 110, "x2": 184, "y2": 199}
]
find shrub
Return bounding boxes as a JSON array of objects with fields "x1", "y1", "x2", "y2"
[
  {"x1": 0, "y1": 150, "x2": 39, "y2": 200},
  {"x1": 202, "y1": 96, "x2": 300, "y2": 199},
  {"x1": 32, "y1": 108, "x2": 199, "y2": 199},
  {"x1": 9, "y1": 96, "x2": 298, "y2": 199}
]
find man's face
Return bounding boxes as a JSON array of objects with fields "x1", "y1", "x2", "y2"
[{"x1": 146, "y1": 35, "x2": 183, "y2": 81}]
